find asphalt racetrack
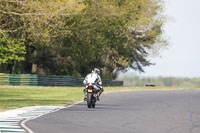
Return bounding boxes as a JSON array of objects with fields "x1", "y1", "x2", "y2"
[{"x1": 25, "y1": 90, "x2": 200, "y2": 133}]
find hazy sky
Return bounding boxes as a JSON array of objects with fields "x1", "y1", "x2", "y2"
[{"x1": 131, "y1": 0, "x2": 200, "y2": 78}]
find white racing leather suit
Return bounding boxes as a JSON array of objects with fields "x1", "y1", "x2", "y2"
[{"x1": 83, "y1": 72, "x2": 103, "y2": 98}]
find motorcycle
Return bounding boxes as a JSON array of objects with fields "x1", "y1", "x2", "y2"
[{"x1": 86, "y1": 83, "x2": 98, "y2": 108}]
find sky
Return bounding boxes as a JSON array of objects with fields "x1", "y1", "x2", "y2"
[{"x1": 122, "y1": 0, "x2": 200, "y2": 78}]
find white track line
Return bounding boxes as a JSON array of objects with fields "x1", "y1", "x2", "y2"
[{"x1": 21, "y1": 101, "x2": 84, "y2": 133}]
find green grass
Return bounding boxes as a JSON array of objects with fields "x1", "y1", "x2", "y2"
[
  {"x1": 0, "y1": 86, "x2": 83, "y2": 112},
  {"x1": 0, "y1": 86, "x2": 199, "y2": 112}
]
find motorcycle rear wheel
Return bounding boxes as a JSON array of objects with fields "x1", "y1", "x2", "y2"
[
  {"x1": 92, "y1": 103, "x2": 95, "y2": 108},
  {"x1": 87, "y1": 93, "x2": 92, "y2": 108}
]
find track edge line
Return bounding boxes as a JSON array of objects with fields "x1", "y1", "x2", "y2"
[{"x1": 21, "y1": 101, "x2": 84, "y2": 133}]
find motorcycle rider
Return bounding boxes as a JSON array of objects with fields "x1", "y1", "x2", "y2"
[{"x1": 83, "y1": 68, "x2": 104, "y2": 101}]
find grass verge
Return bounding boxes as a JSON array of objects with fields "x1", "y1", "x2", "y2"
[{"x1": 0, "y1": 86, "x2": 199, "y2": 111}]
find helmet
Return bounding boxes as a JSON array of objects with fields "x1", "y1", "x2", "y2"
[{"x1": 93, "y1": 68, "x2": 100, "y2": 75}]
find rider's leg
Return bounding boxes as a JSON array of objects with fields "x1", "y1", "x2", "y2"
[
  {"x1": 93, "y1": 85, "x2": 100, "y2": 100},
  {"x1": 99, "y1": 86, "x2": 104, "y2": 96}
]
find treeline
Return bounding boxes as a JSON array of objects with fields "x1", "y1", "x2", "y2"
[
  {"x1": 119, "y1": 76, "x2": 200, "y2": 88},
  {"x1": 0, "y1": 0, "x2": 167, "y2": 79}
]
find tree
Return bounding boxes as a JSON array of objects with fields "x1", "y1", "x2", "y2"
[
  {"x1": 0, "y1": 0, "x2": 85, "y2": 74},
  {"x1": 0, "y1": 32, "x2": 26, "y2": 73},
  {"x1": 59, "y1": 0, "x2": 167, "y2": 78},
  {"x1": 0, "y1": 0, "x2": 167, "y2": 78}
]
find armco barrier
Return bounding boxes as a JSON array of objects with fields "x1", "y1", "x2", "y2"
[
  {"x1": 0, "y1": 74, "x2": 123, "y2": 86},
  {"x1": 0, "y1": 74, "x2": 38, "y2": 86},
  {"x1": 38, "y1": 76, "x2": 83, "y2": 86}
]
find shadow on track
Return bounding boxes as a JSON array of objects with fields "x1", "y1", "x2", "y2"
[{"x1": 62, "y1": 103, "x2": 121, "y2": 112}]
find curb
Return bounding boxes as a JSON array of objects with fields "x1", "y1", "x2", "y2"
[
  {"x1": 0, "y1": 106, "x2": 64, "y2": 133},
  {"x1": 21, "y1": 101, "x2": 84, "y2": 133}
]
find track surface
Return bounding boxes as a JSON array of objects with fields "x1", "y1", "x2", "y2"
[{"x1": 26, "y1": 90, "x2": 200, "y2": 133}]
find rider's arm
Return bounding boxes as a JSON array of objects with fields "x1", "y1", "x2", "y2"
[
  {"x1": 97, "y1": 75, "x2": 102, "y2": 86},
  {"x1": 83, "y1": 75, "x2": 89, "y2": 85}
]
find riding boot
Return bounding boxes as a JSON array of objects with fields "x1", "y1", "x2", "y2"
[
  {"x1": 99, "y1": 88, "x2": 104, "y2": 96},
  {"x1": 97, "y1": 92, "x2": 100, "y2": 101}
]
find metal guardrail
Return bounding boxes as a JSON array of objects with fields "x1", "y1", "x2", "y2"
[
  {"x1": 0, "y1": 74, "x2": 38, "y2": 86},
  {"x1": 0, "y1": 73, "x2": 123, "y2": 86}
]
